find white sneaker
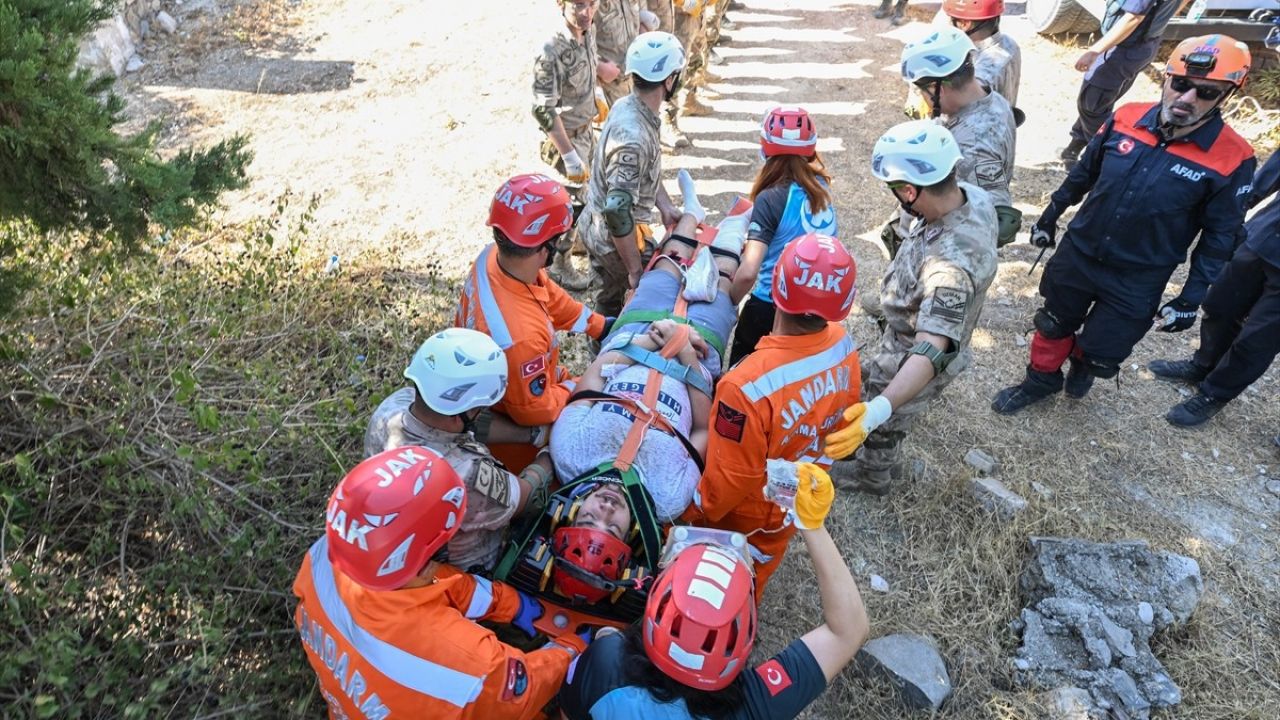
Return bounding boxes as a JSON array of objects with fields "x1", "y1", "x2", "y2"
[{"x1": 682, "y1": 250, "x2": 719, "y2": 302}]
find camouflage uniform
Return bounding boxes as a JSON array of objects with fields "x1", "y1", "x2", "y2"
[
  {"x1": 703, "y1": 0, "x2": 732, "y2": 47},
  {"x1": 575, "y1": 93, "x2": 664, "y2": 317},
  {"x1": 945, "y1": 90, "x2": 1016, "y2": 209},
  {"x1": 673, "y1": 2, "x2": 709, "y2": 103},
  {"x1": 364, "y1": 388, "x2": 521, "y2": 573},
  {"x1": 646, "y1": 0, "x2": 674, "y2": 32},
  {"x1": 974, "y1": 32, "x2": 1022, "y2": 108},
  {"x1": 533, "y1": 24, "x2": 599, "y2": 196},
  {"x1": 596, "y1": 0, "x2": 640, "y2": 105},
  {"x1": 857, "y1": 183, "x2": 998, "y2": 476}
]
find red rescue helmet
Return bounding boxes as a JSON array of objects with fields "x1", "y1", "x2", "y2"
[
  {"x1": 760, "y1": 106, "x2": 818, "y2": 158},
  {"x1": 487, "y1": 173, "x2": 574, "y2": 247},
  {"x1": 325, "y1": 446, "x2": 466, "y2": 591},
  {"x1": 771, "y1": 232, "x2": 858, "y2": 322},
  {"x1": 551, "y1": 526, "x2": 633, "y2": 603},
  {"x1": 943, "y1": 0, "x2": 1004, "y2": 21},
  {"x1": 1165, "y1": 34, "x2": 1251, "y2": 89},
  {"x1": 643, "y1": 544, "x2": 756, "y2": 690}
]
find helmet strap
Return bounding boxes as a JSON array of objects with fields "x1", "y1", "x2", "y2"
[
  {"x1": 665, "y1": 71, "x2": 684, "y2": 101},
  {"x1": 895, "y1": 184, "x2": 925, "y2": 219},
  {"x1": 928, "y1": 80, "x2": 943, "y2": 119}
]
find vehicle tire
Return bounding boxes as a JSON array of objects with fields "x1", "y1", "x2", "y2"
[{"x1": 1028, "y1": 0, "x2": 1101, "y2": 36}]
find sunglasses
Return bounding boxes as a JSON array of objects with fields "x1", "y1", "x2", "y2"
[
  {"x1": 1168, "y1": 76, "x2": 1226, "y2": 101},
  {"x1": 886, "y1": 181, "x2": 910, "y2": 190}
]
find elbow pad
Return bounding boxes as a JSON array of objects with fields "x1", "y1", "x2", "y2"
[
  {"x1": 602, "y1": 190, "x2": 635, "y2": 237},
  {"x1": 532, "y1": 104, "x2": 557, "y2": 132},
  {"x1": 906, "y1": 340, "x2": 957, "y2": 377}
]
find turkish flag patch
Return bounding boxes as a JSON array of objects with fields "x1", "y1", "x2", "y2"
[
  {"x1": 714, "y1": 402, "x2": 746, "y2": 442},
  {"x1": 520, "y1": 354, "x2": 547, "y2": 379},
  {"x1": 755, "y1": 659, "x2": 793, "y2": 696}
]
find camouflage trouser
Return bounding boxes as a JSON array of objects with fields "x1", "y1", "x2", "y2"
[
  {"x1": 674, "y1": 8, "x2": 708, "y2": 91},
  {"x1": 703, "y1": 0, "x2": 731, "y2": 46},
  {"x1": 854, "y1": 349, "x2": 957, "y2": 474},
  {"x1": 600, "y1": 75, "x2": 633, "y2": 106},
  {"x1": 646, "y1": 0, "x2": 675, "y2": 32},
  {"x1": 539, "y1": 124, "x2": 596, "y2": 253}
]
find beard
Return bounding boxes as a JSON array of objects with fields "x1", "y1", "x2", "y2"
[{"x1": 1160, "y1": 100, "x2": 1205, "y2": 127}]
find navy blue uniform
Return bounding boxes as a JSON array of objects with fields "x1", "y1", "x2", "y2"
[
  {"x1": 1194, "y1": 151, "x2": 1280, "y2": 401},
  {"x1": 1069, "y1": 0, "x2": 1180, "y2": 144},
  {"x1": 559, "y1": 631, "x2": 827, "y2": 720},
  {"x1": 1033, "y1": 102, "x2": 1255, "y2": 377}
]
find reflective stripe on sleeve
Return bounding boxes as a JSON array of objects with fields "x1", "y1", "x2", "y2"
[
  {"x1": 308, "y1": 538, "x2": 486, "y2": 707},
  {"x1": 740, "y1": 336, "x2": 857, "y2": 403},
  {"x1": 570, "y1": 306, "x2": 592, "y2": 333},
  {"x1": 465, "y1": 576, "x2": 494, "y2": 619},
  {"x1": 474, "y1": 246, "x2": 514, "y2": 349}
]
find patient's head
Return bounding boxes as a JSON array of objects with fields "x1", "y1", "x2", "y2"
[{"x1": 574, "y1": 482, "x2": 633, "y2": 540}]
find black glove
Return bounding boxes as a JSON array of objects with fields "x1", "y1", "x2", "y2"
[
  {"x1": 1156, "y1": 298, "x2": 1198, "y2": 333},
  {"x1": 1030, "y1": 219, "x2": 1057, "y2": 249},
  {"x1": 600, "y1": 316, "x2": 616, "y2": 339}
]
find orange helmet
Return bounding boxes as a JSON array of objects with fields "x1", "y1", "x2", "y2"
[{"x1": 1165, "y1": 34, "x2": 1251, "y2": 89}]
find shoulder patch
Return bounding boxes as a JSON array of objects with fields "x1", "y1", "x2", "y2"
[
  {"x1": 472, "y1": 459, "x2": 513, "y2": 508},
  {"x1": 974, "y1": 160, "x2": 1004, "y2": 185},
  {"x1": 521, "y1": 354, "x2": 547, "y2": 379},
  {"x1": 928, "y1": 287, "x2": 968, "y2": 322},
  {"x1": 714, "y1": 402, "x2": 747, "y2": 442},
  {"x1": 501, "y1": 658, "x2": 528, "y2": 701},
  {"x1": 529, "y1": 376, "x2": 547, "y2": 397},
  {"x1": 755, "y1": 659, "x2": 793, "y2": 697}
]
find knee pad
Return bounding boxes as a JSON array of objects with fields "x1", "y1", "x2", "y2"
[
  {"x1": 1080, "y1": 356, "x2": 1120, "y2": 379},
  {"x1": 1033, "y1": 308, "x2": 1074, "y2": 340},
  {"x1": 602, "y1": 190, "x2": 635, "y2": 238}
]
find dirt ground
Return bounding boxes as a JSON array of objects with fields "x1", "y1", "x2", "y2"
[{"x1": 120, "y1": 0, "x2": 1279, "y2": 717}]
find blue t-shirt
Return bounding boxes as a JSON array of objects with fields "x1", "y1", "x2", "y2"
[
  {"x1": 748, "y1": 181, "x2": 839, "y2": 304},
  {"x1": 559, "y1": 632, "x2": 827, "y2": 720}
]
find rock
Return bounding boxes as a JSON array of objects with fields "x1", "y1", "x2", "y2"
[
  {"x1": 1211, "y1": 447, "x2": 1221, "y2": 460},
  {"x1": 1266, "y1": 479, "x2": 1280, "y2": 497},
  {"x1": 869, "y1": 574, "x2": 890, "y2": 593},
  {"x1": 125, "y1": 54, "x2": 145, "y2": 73},
  {"x1": 77, "y1": 15, "x2": 136, "y2": 77},
  {"x1": 1015, "y1": 334, "x2": 1028, "y2": 347},
  {"x1": 964, "y1": 448, "x2": 999, "y2": 475},
  {"x1": 1031, "y1": 481, "x2": 1055, "y2": 500},
  {"x1": 970, "y1": 477, "x2": 1027, "y2": 518},
  {"x1": 157, "y1": 10, "x2": 178, "y2": 34},
  {"x1": 857, "y1": 634, "x2": 952, "y2": 711},
  {"x1": 140, "y1": 19, "x2": 151, "y2": 39},
  {"x1": 1042, "y1": 686, "x2": 1101, "y2": 719},
  {"x1": 1012, "y1": 537, "x2": 1205, "y2": 718}
]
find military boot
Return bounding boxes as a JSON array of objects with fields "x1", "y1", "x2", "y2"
[
  {"x1": 1064, "y1": 357, "x2": 1095, "y2": 399},
  {"x1": 1060, "y1": 137, "x2": 1087, "y2": 171},
  {"x1": 873, "y1": 0, "x2": 893, "y2": 18},
  {"x1": 1148, "y1": 358, "x2": 1209, "y2": 385},
  {"x1": 661, "y1": 107, "x2": 691, "y2": 149},
  {"x1": 992, "y1": 367, "x2": 1064, "y2": 415},
  {"x1": 1166, "y1": 393, "x2": 1228, "y2": 428},
  {"x1": 548, "y1": 252, "x2": 590, "y2": 291},
  {"x1": 681, "y1": 92, "x2": 714, "y2": 117},
  {"x1": 836, "y1": 462, "x2": 893, "y2": 496},
  {"x1": 890, "y1": 0, "x2": 910, "y2": 24}
]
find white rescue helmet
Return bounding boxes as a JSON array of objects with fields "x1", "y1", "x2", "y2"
[
  {"x1": 871, "y1": 120, "x2": 963, "y2": 187},
  {"x1": 626, "y1": 31, "x2": 686, "y2": 82},
  {"x1": 900, "y1": 26, "x2": 976, "y2": 82},
  {"x1": 404, "y1": 328, "x2": 508, "y2": 415}
]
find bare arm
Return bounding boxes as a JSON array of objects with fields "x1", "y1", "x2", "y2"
[
  {"x1": 731, "y1": 240, "x2": 766, "y2": 304},
  {"x1": 796, "y1": 526, "x2": 870, "y2": 682},
  {"x1": 547, "y1": 114, "x2": 575, "y2": 156},
  {"x1": 878, "y1": 330, "x2": 951, "y2": 410},
  {"x1": 1076, "y1": 13, "x2": 1145, "y2": 70}
]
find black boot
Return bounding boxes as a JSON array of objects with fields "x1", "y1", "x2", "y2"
[
  {"x1": 890, "y1": 0, "x2": 910, "y2": 24},
  {"x1": 1064, "y1": 357, "x2": 1095, "y2": 399},
  {"x1": 1166, "y1": 393, "x2": 1228, "y2": 428},
  {"x1": 873, "y1": 0, "x2": 893, "y2": 18},
  {"x1": 1060, "y1": 137, "x2": 1087, "y2": 171},
  {"x1": 1148, "y1": 358, "x2": 1209, "y2": 385},
  {"x1": 992, "y1": 367, "x2": 1064, "y2": 415}
]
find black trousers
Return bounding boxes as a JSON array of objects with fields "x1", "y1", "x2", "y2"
[
  {"x1": 728, "y1": 295, "x2": 777, "y2": 367},
  {"x1": 1039, "y1": 238, "x2": 1171, "y2": 375},
  {"x1": 1070, "y1": 44, "x2": 1158, "y2": 144},
  {"x1": 1195, "y1": 246, "x2": 1280, "y2": 401}
]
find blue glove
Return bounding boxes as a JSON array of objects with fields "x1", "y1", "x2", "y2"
[{"x1": 513, "y1": 592, "x2": 544, "y2": 638}]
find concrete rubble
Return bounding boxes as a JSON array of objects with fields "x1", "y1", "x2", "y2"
[
  {"x1": 970, "y1": 477, "x2": 1028, "y2": 518},
  {"x1": 857, "y1": 633, "x2": 952, "y2": 711},
  {"x1": 1012, "y1": 537, "x2": 1203, "y2": 720},
  {"x1": 964, "y1": 447, "x2": 999, "y2": 475}
]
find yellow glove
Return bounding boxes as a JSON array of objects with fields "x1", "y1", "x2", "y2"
[
  {"x1": 824, "y1": 396, "x2": 892, "y2": 460},
  {"x1": 903, "y1": 87, "x2": 931, "y2": 120},
  {"x1": 793, "y1": 463, "x2": 835, "y2": 530},
  {"x1": 594, "y1": 87, "x2": 610, "y2": 124},
  {"x1": 681, "y1": 0, "x2": 705, "y2": 15}
]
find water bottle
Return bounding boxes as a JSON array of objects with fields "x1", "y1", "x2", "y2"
[
  {"x1": 324, "y1": 254, "x2": 340, "y2": 274},
  {"x1": 1188, "y1": 0, "x2": 1207, "y2": 22}
]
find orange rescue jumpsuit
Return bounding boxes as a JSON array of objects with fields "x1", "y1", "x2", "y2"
[
  {"x1": 293, "y1": 537, "x2": 579, "y2": 720},
  {"x1": 683, "y1": 324, "x2": 860, "y2": 596},
  {"x1": 456, "y1": 245, "x2": 607, "y2": 471}
]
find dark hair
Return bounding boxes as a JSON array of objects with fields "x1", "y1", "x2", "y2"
[
  {"x1": 945, "y1": 57, "x2": 976, "y2": 86},
  {"x1": 922, "y1": 167, "x2": 959, "y2": 196},
  {"x1": 620, "y1": 624, "x2": 746, "y2": 720},
  {"x1": 750, "y1": 153, "x2": 833, "y2": 213},
  {"x1": 777, "y1": 311, "x2": 830, "y2": 334},
  {"x1": 493, "y1": 228, "x2": 555, "y2": 258},
  {"x1": 632, "y1": 74, "x2": 668, "y2": 92}
]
